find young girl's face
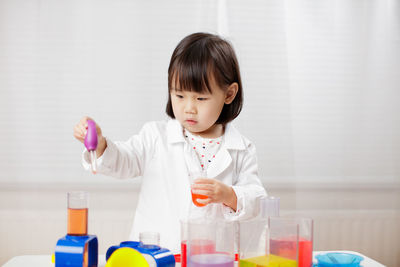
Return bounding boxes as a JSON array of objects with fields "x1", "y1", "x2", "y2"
[{"x1": 170, "y1": 76, "x2": 237, "y2": 138}]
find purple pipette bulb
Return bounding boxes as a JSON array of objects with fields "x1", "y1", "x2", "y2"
[{"x1": 84, "y1": 120, "x2": 98, "y2": 174}]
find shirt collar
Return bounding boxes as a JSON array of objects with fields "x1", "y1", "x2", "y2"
[{"x1": 166, "y1": 119, "x2": 245, "y2": 150}]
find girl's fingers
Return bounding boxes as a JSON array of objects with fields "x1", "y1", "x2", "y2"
[
  {"x1": 196, "y1": 198, "x2": 211, "y2": 205},
  {"x1": 191, "y1": 189, "x2": 210, "y2": 196},
  {"x1": 73, "y1": 126, "x2": 82, "y2": 137},
  {"x1": 79, "y1": 125, "x2": 87, "y2": 137},
  {"x1": 191, "y1": 184, "x2": 214, "y2": 191},
  {"x1": 193, "y1": 178, "x2": 214, "y2": 184}
]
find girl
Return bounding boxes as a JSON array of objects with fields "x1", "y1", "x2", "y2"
[{"x1": 73, "y1": 32, "x2": 267, "y2": 252}]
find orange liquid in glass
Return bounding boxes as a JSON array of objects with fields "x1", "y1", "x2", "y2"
[
  {"x1": 67, "y1": 208, "x2": 88, "y2": 236},
  {"x1": 191, "y1": 190, "x2": 208, "y2": 207}
]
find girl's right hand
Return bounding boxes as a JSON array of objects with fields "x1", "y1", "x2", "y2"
[{"x1": 73, "y1": 116, "x2": 107, "y2": 157}]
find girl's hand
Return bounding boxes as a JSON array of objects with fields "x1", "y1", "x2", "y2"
[
  {"x1": 73, "y1": 116, "x2": 107, "y2": 157},
  {"x1": 191, "y1": 178, "x2": 238, "y2": 211}
]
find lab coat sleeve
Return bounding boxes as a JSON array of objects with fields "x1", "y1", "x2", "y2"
[
  {"x1": 222, "y1": 142, "x2": 267, "y2": 220},
  {"x1": 82, "y1": 122, "x2": 158, "y2": 179}
]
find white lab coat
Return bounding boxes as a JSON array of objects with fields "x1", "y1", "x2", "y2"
[{"x1": 82, "y1": 119, "x2": 266, "y2": 252}]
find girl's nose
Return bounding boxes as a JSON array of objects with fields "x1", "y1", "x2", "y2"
[{"x1": 184, "y1": 99, "x2": 196, "y2": 114}]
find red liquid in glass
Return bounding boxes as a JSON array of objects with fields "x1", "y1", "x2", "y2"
[
  {"x1": 270, "y1": 238, "x2": 313, "y2": 267},
  {"x1": 181, "y1": 241, "x2": 187, "y2": 267}
]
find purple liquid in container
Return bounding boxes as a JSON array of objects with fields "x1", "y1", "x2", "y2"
[{"x1": 188, "y1": 253, "x2": 234, "y2": 267}]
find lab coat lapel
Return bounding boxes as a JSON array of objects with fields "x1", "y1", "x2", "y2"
[
  {"x1": 206, "y1": 148, "x2": 232, "y2": 178},
  {"x1": 166, "y1": 119, "x2": 202, "y2": 174},
  {"x1": 206, "y1": 123, "x2": 245, "y2": 178}
]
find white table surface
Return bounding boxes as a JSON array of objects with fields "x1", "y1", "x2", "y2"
[{"x1": 3, "y1": 251, "x2": 386, "y2": 267}]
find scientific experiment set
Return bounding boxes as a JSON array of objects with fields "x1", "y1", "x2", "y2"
[{"x1": 54, "y1": 120, "x2": 364, "y2": 267}]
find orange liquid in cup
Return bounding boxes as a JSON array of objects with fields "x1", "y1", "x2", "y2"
[
  {"x1": 191, "y1": 190, "x2": 208, "y2": 207},
  {"x1": 67, "y1": 208, "x2": 88, "y2": 236}
]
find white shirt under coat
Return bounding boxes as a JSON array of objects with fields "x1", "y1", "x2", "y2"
[{"x1": 82, "y1": 119, "x2": 267, "y2": 253}]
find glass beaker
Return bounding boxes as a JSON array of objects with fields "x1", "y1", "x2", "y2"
[
  {"x1": 189, "y1": 170, "x2": 208, "y2": 207},
  {"x1": 268, "y1": 217, "x2": 313, "y2": 267},
  {"x1": 238, "y1": 218, "x2": 269, "y2": 266},
  {"x1": 67, "y1": 191, "x2": 89, "y2": 236},
  {"x1": 187, "y1": 219, "x2": 235, "y2": 267}
]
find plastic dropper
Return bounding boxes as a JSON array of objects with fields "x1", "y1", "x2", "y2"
[{"x1": 84, "y1": 120, "x2": 98, "y2": 174}]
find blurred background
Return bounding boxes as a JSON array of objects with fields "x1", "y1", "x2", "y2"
[{"x1": 0, "y1": 0, "x2": 399, "y2": 266}]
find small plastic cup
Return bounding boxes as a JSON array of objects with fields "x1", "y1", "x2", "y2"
[
  {"x1": 139, "y1": 232, "x2": 160, "y2": 246},
  {"x1": 67, "y1": 191, "x2": 89, "y2": 236}
]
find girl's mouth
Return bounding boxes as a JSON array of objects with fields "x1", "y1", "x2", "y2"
[{"x1": 186, "y1": 119, "x2": 197, "y2": 125}]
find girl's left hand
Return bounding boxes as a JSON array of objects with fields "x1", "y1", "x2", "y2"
[{"x1": 191, "y1": 178, "x2": 237, "y2": 210}]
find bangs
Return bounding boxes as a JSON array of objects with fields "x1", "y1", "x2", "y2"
[{"x1": 168, "y1": 44, "x2": 213, "y2": 94}]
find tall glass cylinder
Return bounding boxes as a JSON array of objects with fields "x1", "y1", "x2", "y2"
[{"x1": 67, "y1": 191, "x2": 89, "y2": 236}]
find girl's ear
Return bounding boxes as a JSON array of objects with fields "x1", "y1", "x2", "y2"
[{"x1": 224, "y1": 82, "x2": 239, "y2": 104}]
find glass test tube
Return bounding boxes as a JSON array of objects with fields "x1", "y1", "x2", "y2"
[{"x1": 67, "y1": 191, "x2": 89, "y2": 236}]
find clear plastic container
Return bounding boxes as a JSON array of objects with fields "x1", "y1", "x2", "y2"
[
  {"x1": 139, "y1": 231, "x2": 160, "y2": 246},
  {"x1": 187, "y1": 219, "x2": 235, "y2": 267}
]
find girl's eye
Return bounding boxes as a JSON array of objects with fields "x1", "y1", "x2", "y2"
[
  {"x1": 176, "y1": 94, "x2": 184, "y2": 99},
  {"x1": 197, "y1": 97, "x2": 208, "y2": 101}
]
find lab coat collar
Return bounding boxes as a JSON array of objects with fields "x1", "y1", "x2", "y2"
[
  {"x1": 223, "y1": 123, "x2": 246, "y2": 150},
  {"x1": 166, "y1": 119, "x2": 245, "y2": 150},
  {"x1": 167, "y1": 119, "x2": 186, "y2": 144}
]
